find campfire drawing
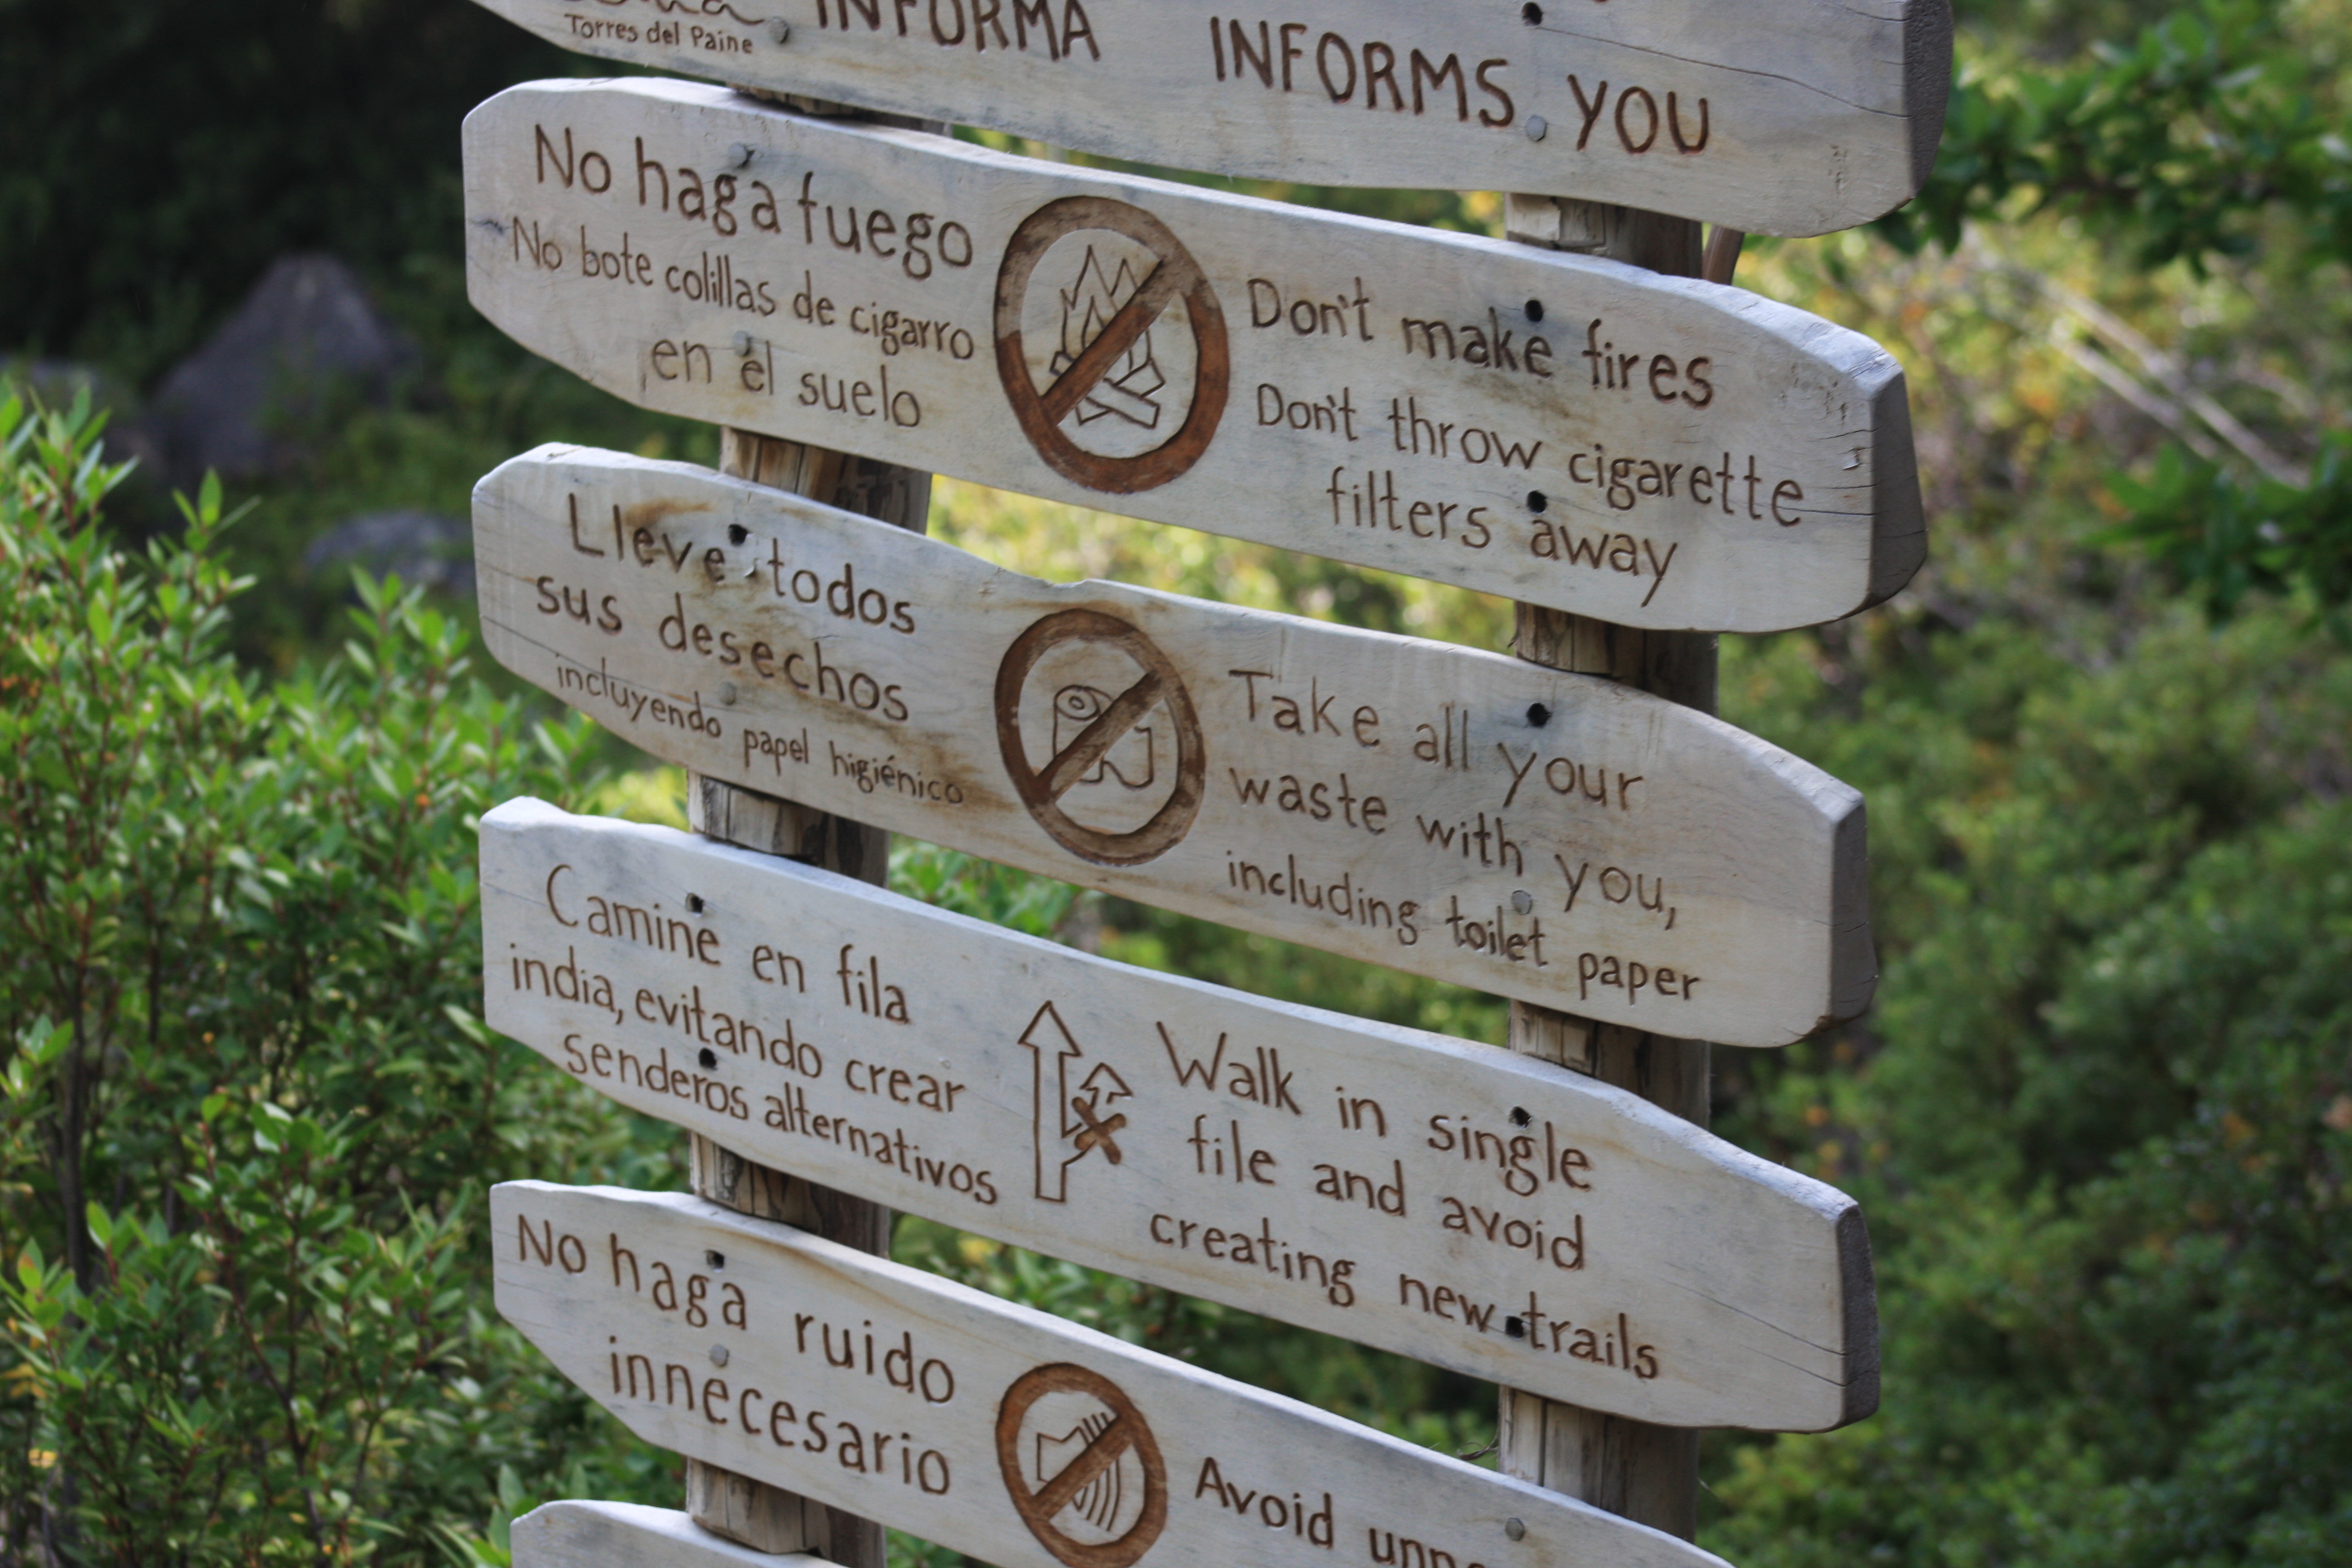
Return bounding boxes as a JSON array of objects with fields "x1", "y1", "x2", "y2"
[{"x1": 1053, "y1": 246, "x2": 1166, "y2": 429}]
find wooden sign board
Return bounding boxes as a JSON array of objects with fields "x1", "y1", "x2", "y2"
[
  {"x1": 496, "y1": 1181, "x2": 1743, "y2": 1568},
  {"x1": 475, "y1": 446, "x2": 1875, "y2": 1045},
  {"x1": 462, "y1": 0, "x2": 1951, "y2": 239},
  {"x1": 516, "y1": 1501, "x2": 817, "y2": 1567},
  {"x1": 482, "y1": 799, "x2": 1878, "y2": 1431},
  {"x1": 463, "y1": 79, "x2": 1926, "y2": 635}
]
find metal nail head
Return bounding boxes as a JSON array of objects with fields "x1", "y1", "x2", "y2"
[
  {"x1": 1525, "y1": 116, "x2": 1548, "y2": 142},
  {"x1": 710, "y1": 1344, "x2": 731, "y2": 1367},
  {"x1": 1512, "y1": 890, "x2": 1534, "y2": 915},
  {"x1": 732, "y1": 331, "x2": 753, "y2": 356},
  {"x1": 1505, "y1": 1518, "x2": 1526, "y2": 1541},
  {"x1": 727, "y1": 142, "x2": 755, "y2": 169},
  {"x1": 770, "y1": 19, "x2": 792, "y2": 44},
  {"x1": 719, "y1": 681, "x2": 739, "y2": 707}
]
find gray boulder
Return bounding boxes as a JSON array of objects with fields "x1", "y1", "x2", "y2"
[
  {"x1": 303, "y1": 511, "x2": 474, "y2": 598},
  {"x1": 1, "y1": 358, "x2": 163, "y2": 472},
  {"x1": 7, "y1": 358, "x2": 123, "y2": 411},
  {"x1": 145, "y1": 255, "x2": 417, "y2": 486}
]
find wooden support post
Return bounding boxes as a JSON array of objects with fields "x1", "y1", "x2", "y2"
[
  {"x1": 1495, "y1": 195, "x2": 1714, "y2": 1541},
  {"x1": 679, "y1": 81, "x2": 935, "y2": 1561},
  {"x1": 683, "y1": 427, "x2": 931, "y2": 1563}
]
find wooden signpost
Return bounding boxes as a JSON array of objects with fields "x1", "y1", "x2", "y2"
[
  {"x1": 460, "y1": 0, "x2": 1952, "y2": 238},
  {"x1": 463, "y1": 79, "x2": 1926, "y2": 634},
  {"x1": 496, "y1": 1180, "x2": 1746, "y2": 1568},
  {"x1": 474, "y1": 445, "x2": 1873, "y2": 1047},
  {"x1": 460, "y1": 0, "x2": 1935, "y2": 1555},
  {"x1": 483, "y1": 798, "x2": 1877, "y2": 1431}
]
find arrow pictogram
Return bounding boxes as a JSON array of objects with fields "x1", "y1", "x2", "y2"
[{"x1": 1020, "y1": 1001, "x2": 1134, "y2": 1202}]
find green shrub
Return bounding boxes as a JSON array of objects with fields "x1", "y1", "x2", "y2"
[{"x1": 0, "y1": 386, "x2": 670, "y2": 1563}]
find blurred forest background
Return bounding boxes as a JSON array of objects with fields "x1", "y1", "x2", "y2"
[{"x1": 2, "y1": 0, "x2": 2348, "y2": 1563}]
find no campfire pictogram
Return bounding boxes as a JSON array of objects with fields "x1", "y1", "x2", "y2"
[{"x1": 993, "y1": 197, "x2": 1230, "y2": 495}]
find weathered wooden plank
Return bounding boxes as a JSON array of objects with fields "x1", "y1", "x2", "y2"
[
  {"x1": 515, "y1": 1500, "x2": 823, "y2": 1567},
  {"x1": 463, "y1": 79, "x2": 1926, "y2": 635},
  {"x1": 482, "y1": 799, "x2": 1878, "y2": 1431},
  {"x1": 461, "y1": 0, "x2": 1951, "y2": 238},
  {"x1": 495, "y1": 1181, "x2": 1748, "y2": 1568},
  {"x1": 477, "y1": 446, "x2": 1872, "y2": 1044}
]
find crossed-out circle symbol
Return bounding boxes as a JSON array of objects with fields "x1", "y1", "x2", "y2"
[
  {"x1": 995, "y1": 609, "x2": 1206, "y2": 867},
  {"x1": 993, "y1": 197, "x2": 1230, "y2": 495},
  {"x1": 996, "y1": 1364, "x2": 1169, "y2": 1568}
]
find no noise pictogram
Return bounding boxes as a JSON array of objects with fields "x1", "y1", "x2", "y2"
[{"x1": 996, "y1": 1364, "x2": 1169, "y2": 1568}]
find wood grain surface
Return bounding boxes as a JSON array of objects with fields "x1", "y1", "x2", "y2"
[
  {"x1": 480, "y1": 798, "x2": 1878, "y2": 1430},
  {"x1": 1493, "y1": 193, "x2": 1718, "y2": 1540},
  {"x1": 515, "y1": 1500, "x2": 824, "y2": 1567},
  {"x1": 675, "y1": 408, "x2": 932, "y2": 1564},
  {"x1": 463, "y1": 79, "x2": 1926, "y2": 634},
  {"x1": 493, "y1": 1181, "x2": 1749, "y2": 1568},
  {"x1": 460, "y1": 0, "x2": 1952, "y2": 238},
  {"x1": 474, "y1": 446, "x2": 1875, "y2": 1045}
]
